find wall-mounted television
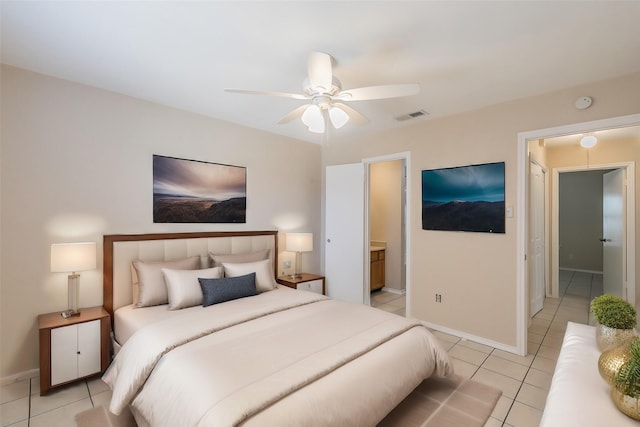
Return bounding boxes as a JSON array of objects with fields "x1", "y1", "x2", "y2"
[{"x1": 421, "y1": 161, "x2": 505, "y2": 233}]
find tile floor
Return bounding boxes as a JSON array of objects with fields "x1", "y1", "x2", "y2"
[{"x1": 1, "y1": 270, "x2": 601, "y2": 427}]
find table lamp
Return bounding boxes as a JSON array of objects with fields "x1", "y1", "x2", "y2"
[
  {"x1": 286, "y1": 233, "x2": 313, "y2": 279},
  {"x1": 51, "y1": 242, "x2": 97, "y2": 318}
]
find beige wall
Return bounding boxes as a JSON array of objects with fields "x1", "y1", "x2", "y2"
[
  {"x1": 369, "y1": 160, "x2": 403, "y2": 291},
  {"x1": 0, "y1": 66, "x2": 322, "y2": 379},
  {"x1": 323, "y1": 72, "x2": 640, "y2": 348}
]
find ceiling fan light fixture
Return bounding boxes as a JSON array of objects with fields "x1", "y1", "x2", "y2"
[
  {"x1": 580, "y1": 134, "x2": 597, "y2": 148},
  {"x1": 301, "y1": 105, "x2": 325, "y2": 133},
  {"x1": 329, "y1": 106, "x2": 349, "y2": 129}
]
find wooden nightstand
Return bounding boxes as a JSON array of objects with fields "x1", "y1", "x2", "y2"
[
  {"x1": 277, "y1": 273, "x2": 325, "y2": 295},
  {"x1": 38, "y1": 306, "x2": 110, "y2": 395}
]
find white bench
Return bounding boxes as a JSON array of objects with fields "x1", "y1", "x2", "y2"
[{"x1": 540, "y1": 322, "x2": 638, "y2": 426}]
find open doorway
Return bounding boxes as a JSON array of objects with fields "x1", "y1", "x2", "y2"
[
  {"x1": 516, "y1": 115, "x2": 640, "y2": 356},
  {"x1": 368, "y1": 159, "x2": 406, "y2": 316},
  {"x1": 364, "y1": 152, "x2": 409, "y2": 317}
]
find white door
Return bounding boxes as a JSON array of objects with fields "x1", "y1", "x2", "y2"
[
  {"x1": 325, "y1": 163, "x2": 365, "y2": 303},
  {"x1": 51, "y1": 324, "x2": 78, "y2": 385},
  {"x1": 603, "y1": 169, "x2": 625, "y2": 298},
  {"x1": 77, "y1": 320, "x2": 101, "y2": 378},
  {"x1": 529, "y1": 161, "x2": 546, "y2": 316}
]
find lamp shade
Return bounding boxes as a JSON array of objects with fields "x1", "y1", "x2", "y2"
[
  {"x1": 286, "y1": 233, "x2": 313, "y2": 253},
  {"x1": 301, "y1": 105, "x2": 325, "y2": 133},
  {"x1": 329, "y1": 106, "x2": 349, "y2": 129},
  {"x1": 51, "y1": 242, "x2": 97, "y2": 273}
]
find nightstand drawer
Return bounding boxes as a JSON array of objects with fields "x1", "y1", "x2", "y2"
[{"x1": 296, "y1": 279, "x2": 323, "y2": 294}]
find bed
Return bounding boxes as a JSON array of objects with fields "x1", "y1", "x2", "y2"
[{"x1": 101, "y1": 230, "x2": 453, "y2": 426}]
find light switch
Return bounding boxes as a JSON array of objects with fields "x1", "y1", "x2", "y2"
[{"x1": 505, "y1": 206, "x2": 514, "y2": 218}]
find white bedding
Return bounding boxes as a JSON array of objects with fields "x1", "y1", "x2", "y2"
[
  {"x1": 114, "y1": 303, "x2": 202, "y2": 346},
  {"x1": 104, "y1": 287, "x2": 453, "y2": 426}
]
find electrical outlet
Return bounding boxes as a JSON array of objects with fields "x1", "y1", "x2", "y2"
[
  {"x1": 435, "y1": 294, "x2": 442, "y2": 303},
  {"x1": 283, "y1": 260, "x2": 291, "y2": 268}
]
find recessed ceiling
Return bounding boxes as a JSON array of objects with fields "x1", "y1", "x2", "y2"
[{"x1": 2, "y1": 1, "x2": 640, "y2": 144}]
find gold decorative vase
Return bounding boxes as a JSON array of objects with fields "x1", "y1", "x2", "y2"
[
  {"x1": 596, "y1": 324, "x2": 636, "y2": 352},
  {"x1": 599, "y1": 344, "x2": 632, "y2": 386},
  {"x1": 611, "y1": 387, "x2": 640, "y2": 420}
]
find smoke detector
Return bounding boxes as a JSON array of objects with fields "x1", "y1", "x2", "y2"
[{"x1": 575, "y1": 96, "x2": 593, "y2": 110}]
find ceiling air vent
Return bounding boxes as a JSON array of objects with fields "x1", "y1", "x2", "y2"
[{"x1": 395, "y1": 110, "x2": 429, "y2": 122}]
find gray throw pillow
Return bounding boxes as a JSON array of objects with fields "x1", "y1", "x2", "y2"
[{"x1": 198, "y1": 273, "x2": 257, "y2": 307}]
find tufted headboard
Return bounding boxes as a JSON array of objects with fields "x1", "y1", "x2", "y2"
[{"x1": 103, "y1": 230, "x2": 278, "y2": 323}]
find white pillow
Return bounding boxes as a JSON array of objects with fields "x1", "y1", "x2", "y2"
[
  {"x1": 131, "y1": 256, "x2": 201, "y2": 307},
  {"x1": 162, "y1": 267, "x2": 223, "y2": 310},
  {"x1": 209, "y1": 249, "x2": 270, "y2": 268},
  {"x1": 222, "y1": 259, "x2": 277, "y2": 293}
]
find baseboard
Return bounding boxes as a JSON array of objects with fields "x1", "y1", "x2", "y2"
[
  {"x1": 559, "y1": 267, "x2": 603, "y2": 275},
  {"x1": 420, "y1": 320, "x2": 522, "y2": 356},
  {"x1": 1, "y1": 369, "x2": 39, "y2": 386},
  {"x1": 381, "y1": 287, "x2": 406, "y2": 295}
]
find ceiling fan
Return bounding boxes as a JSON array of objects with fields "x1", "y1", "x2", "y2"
[{"x1": 225, "y1": 52, "x2": 420, "y2": 133}]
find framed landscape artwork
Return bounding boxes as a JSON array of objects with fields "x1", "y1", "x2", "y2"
[
  {"x1": 421, "y1": 161, "x2": 505, "y2": 233},
  {"x1": 153, "y1": 155, "x2": 247, "y2": 223}
]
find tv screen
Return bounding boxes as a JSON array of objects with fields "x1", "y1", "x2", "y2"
[{"x1": 422, "y1": 162, "x2": 505, "y2": 233}]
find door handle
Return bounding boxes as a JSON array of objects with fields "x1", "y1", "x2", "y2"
[{"x1": 600, "y1": 238, "x2": 611, "y2": 242}]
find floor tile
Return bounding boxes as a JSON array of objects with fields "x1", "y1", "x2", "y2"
[
  {"x1": 30, "y1": 382, "x2": 89, "y2": 417},
  {"x1": 531, "y1": 354, "x2": 557, "y2": 375},
  {"x1": 451, "y1": 357, "x2": 479, "y2": 379},
  {"x1": 472, "y1": 368, "x2": 522, "y2": 399},
  {"x1": 90, "y1": 390, "x2": 112, "y2": 408},
  {"x1": 537, "y1": 344, "x2": 561, "y2": 360},
  {"x1": 527, "y1": 331, "x2": 544, "y2": 344},
  {"x1": 87, "y1": 378, "x2": 110, "y2": 396},
  {"x1": 483, "y1": 417, "x2": 503, "y2": 427},
  {"x1": 457, "y1": 339, "x2": 494, "y2": 354},
  {"x1": 430, "y1": 330, "x2": 460, "y2": 345},
  {"x1": 505, "y1": 401, "x2": 543, "y2": 427},
  {"x1": 0, "y1": 396, "x2": 29, "y2": 426},
  {"x1": 524, "y1": 367, "x2": 553, "y2": 391},
  {"x1": 481, "y1": 355, "x2": 529, "y2": 381},
  {"x1": 492, "y1": 348, "x2": 534, "y2": 367},
  {"x1": 490, "y1": 395, "x2": 513, "y2": 421},
  {"x1": 0, "y1": 380, "x2": 30, "y2": 405},
  {"x1": 515, "y1": 383, "x2": 548, "y2": 410},
  {"x1": 29, "y1": 397, "x2": 92, "y2": 427},
  {"x1": 448, "y1": 344, "x2": 490, "y2": 366}
]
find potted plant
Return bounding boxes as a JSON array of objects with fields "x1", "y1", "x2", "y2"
[
  {"x1": 612, "y1": 337, "x2": 640, "y2": 420},
  {"x1": 590, "y1": 294, "x2": 637, "y2": 352}
]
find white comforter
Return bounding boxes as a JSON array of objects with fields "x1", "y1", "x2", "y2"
[{"x1": 103, "y1": 287, "x2": 452, "y2": 427}]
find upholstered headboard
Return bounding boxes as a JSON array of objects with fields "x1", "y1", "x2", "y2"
[{"x1": 103, "y1": 230, "x2": 278, "y2": 322}]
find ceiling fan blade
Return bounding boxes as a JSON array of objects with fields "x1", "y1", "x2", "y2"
[
  {"x1": 277, "y1": 104, "x2": 309, "y2": 124},
  {"x1": 225, "y1": 88, "x2": 308, "y2": 100},
  {"x1": 332, "y1": 102, "x2": 369, "y2": 125},
  {"x1": 336, "y1": 83, "x2": 420, "y2": 101},
  {"x1": 307, "y1": 52, "x2": 333, "y2": 92}
]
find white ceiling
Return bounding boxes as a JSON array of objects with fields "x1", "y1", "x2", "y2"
[{"x1": 2, "y1": 1, "x2": 640, "y2": 144}]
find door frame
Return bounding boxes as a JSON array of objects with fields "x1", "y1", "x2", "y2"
[
  {"x1": 551, "y1": 163, "x2": 634, "y2": 300},
  {"x1": 363, "y1": 152, "x2": 411, "y2": 314},
  {"x1": 517, "y1": 113, "x2": 640, "y2": 356}
]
